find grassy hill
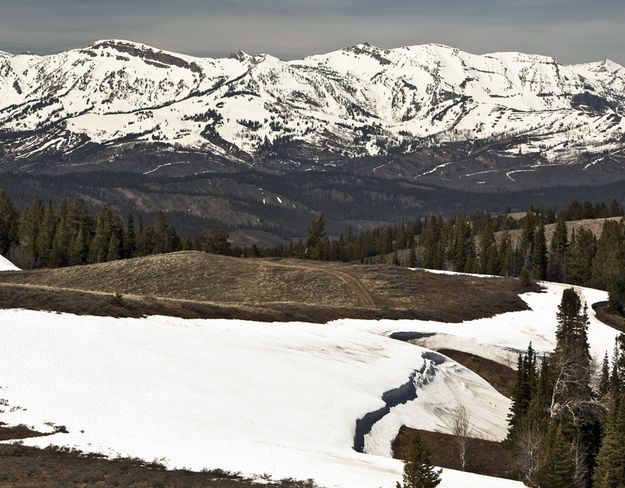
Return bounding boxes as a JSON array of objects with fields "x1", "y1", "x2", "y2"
[
  {"x1": 495, "y1": 216, "x2": 624, "y2": 247},
  {"x1": 0, "y1": 251, "x2": 534, "y2": 323}
]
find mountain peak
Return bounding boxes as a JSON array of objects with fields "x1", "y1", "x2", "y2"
[
  {"x1": 601, "y1": 59, "x2": 624, "y2": 72},
  {"x1": 1, "y1": 39, "x2": 624, "y2": 172},
  {"x1": 90, "y1": 39, "x2": 155, "y2": 51}
]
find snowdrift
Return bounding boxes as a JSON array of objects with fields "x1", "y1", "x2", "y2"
[
  {"x1": 0, "y1": 254, "x2": 18, "y2": 271},
  {"x1": 0, "y1": 308, "x2": 516, "y2": 487},
  {"x1": 343, "y1": 277, "x2": 618, "y2": 368}
]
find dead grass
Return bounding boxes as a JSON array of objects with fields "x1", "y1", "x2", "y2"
[
  {"x1": 495, "y1": 216, "x2": 624, "y2": 247},
  {"x1": 392, "y1": 427, "x2": 513, "y2": 479},
  {"x1": 0, "y1": 444, "x2": 322, "y2": 488},
  {"x1": 593, "y1": 302, "x2": 625, "y2": 334},
  {"x1": 438, "y1": 349, "x2": 516, "y2": 397},
  {"x1": 0, "y1": 251, "x2": 535, "y2": 323},
  {"x1": 0, "y1": 423, "x2": 52, "y2": 442}
]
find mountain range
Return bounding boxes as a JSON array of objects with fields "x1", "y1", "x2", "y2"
[{"x1": 1, "y1": 40, "x2": 624, "y2": 241}]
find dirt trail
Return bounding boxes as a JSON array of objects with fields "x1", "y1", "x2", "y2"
[{"x1": 262, "y1": 261, "x2": 376, "y2": 308}]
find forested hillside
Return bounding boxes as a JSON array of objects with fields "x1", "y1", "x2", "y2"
[{"x1": 2, "y1": 189, "x2": 624, "y2": 315}]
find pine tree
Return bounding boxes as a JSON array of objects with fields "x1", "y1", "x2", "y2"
[
  {"x1": 0, "y1": 190, "x2": 18, "y2": 254},
  {"x1": 305, "y1": 214, "x2": 326, "y2": 258},
  {"x1": 34, "y1": 200, "x2": 56, "y2": 267},
  {"x1": 396, "y1": 433, "x2": 442, "y2": 488},
  {"x1": 125, "y1": 214, "x2": 137, "y2": 258},
  {"x1": 566, "y1": 228, "x2": 597, "y2": 285},
  {"x1": 520, "y1": 267, "x2": 532, "y2": 287},
  {"x1": 593, "y1": 395, "x2": 625, "y2": 488},
  {"x1": 600, "y1": 352, "x2": 612, "y2": 398},
  {"x1": 534, "y1": 423, "x2": 576, "y2": 488},
  {"x1": 106, "y1": 233, "x2": 121, "y2": 262},
  {"x1": 408, "y1": 246, "x2": 418, "y2": 268},
  {"x1": 532, "y1": 218, "x2": 547, "y2": 280},
  {"x1": 549, "y1": 213, "x2": 568, "y2": 281},
  {"x1": 154, "y1": 210, "x2": 172, "y2": 254},
  {"x1": 507, "y1": 344, "x2": 538, "y2": 444},
  {"x1": 90, "y1": 205, "x2": 117, "y2": 263},
  {"x1": 68, "y1": 225, "x2": 88, "y2": 265},
  {"x1": 499, "y1": 232, "x2": 513, "y2": 276}
]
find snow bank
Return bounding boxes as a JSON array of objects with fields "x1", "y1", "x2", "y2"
[
  {"x1": 0, "y1": 308, "x2": 516, "y2": 487},
  {"x1": 0, "y1": 254, "x2": 18, "y2": 271},
  {"x1": 337, "y1": 275, "x2": 618, "y2": 368}
]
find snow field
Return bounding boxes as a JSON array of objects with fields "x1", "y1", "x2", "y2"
[
  {"x1": 0, "y1": 254, "x2": 19, "y2": 271},
  {"x1": 0, "y1": 307, "x2": 519, "y2": 487}
]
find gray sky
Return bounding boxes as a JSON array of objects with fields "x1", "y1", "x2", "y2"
[{"x1": 1, "y1": 0, "x2": 624, "y2": 65}]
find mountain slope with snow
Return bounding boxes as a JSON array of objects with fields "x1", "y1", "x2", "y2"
[{"x1": 1, "y1": 40, "x2": 624, "y2": 181}]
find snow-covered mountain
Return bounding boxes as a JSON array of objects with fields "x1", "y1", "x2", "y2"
[{"x1": 1, "y1": 39, "x2": 624, "y2": 176}]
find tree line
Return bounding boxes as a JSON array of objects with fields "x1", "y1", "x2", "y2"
[
  {"x1": 507, "y1": 288, "x2": 625, "y2": 487},
  {"x1": 259, "y1": 201, "x2": 625, "y2": 315},
  {"x1": 0, "y1": 191, "x2": 232, "y2": 269},
  {"x1": 1, "y1": 189, "x2": 623, "y2": 314}
]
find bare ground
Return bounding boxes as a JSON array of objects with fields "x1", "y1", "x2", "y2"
[
  {"x1": 0, "y1": 443, "x2": 321, "y2": 488},
  {"x1": 392, "y1": 427, "x2": 513, "y2": 479},
  {"x1": 593, "y1": 302, "x2": 625, "y2": 333},
  {"x1": 0, "y1": 252, "x2": 536, "y2": 323},
  {"x1": 438, "y1": 349, "x2": 516, "y2": 398}
]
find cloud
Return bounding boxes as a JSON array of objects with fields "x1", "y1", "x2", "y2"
[{"x1": 0, "y1": 0, "x2": 623, "y2": 64}]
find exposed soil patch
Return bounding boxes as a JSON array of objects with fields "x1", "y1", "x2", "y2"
[
  {"x1": 593, "y1": 302, "x2": 625, "y2": 333},
  {"x1": 0, "y1": 444, "x2": 321, "y2": 488},
  {"x1": 0, "y1": 423, "x2": 51, "y2": 442},
  {"x1": 392, "y1": 427, "x2": 513, "y2": 479},
  {"x1": 0, "y1": 252, "x2": 535, "y2": 323},
  {"x1": 438, "y1": 349, "x2": 517, "y2": 397}
]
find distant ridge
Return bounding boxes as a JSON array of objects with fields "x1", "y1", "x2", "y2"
[{"x1": 0, "y1": 39, "x2": 624, "y2": 182}]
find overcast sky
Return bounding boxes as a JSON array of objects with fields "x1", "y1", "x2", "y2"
[{"x1": 0, "y1": 0, "x2": 623, "y2": 65}]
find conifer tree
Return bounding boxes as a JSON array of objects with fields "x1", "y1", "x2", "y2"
[
  {"x1": 600, "y1": 352, "x2": 612, "y2": 398},
  {"x1": 507, "y1": 344, "x2": 538, "y2": 444},
  {"x1": 305, "y1": 214, "x2": 326, "y2": 258},
  {"x1": 0, "y1": 189, "x2": 18, "y2": 254},
  {"x1": 532, "y1": 217, "x2": 547, "y2": 280},
  {"x1": 520, "y1": 267, "x2": 532, "y2": 287},
  {"x1": 593, "y1": 395, "x2": 625, "y2": 488},
  {"x1": 549, "y1": 213, "x2": 568, "y2": 281},
  {"x1": 534, "y1": 423, "x2": 576, "y2": 488},
  {"x1": 106, "y1": 233, "x2": 121, "y2": 262},
  {"x1": 396, "y1": 433, "x2": 442, "y2": 488},
  {"x1": 68, "y1": 225, "x2": 88, "y2": 265},
  {"x1": 35, "y1": 200, "x2": 56, "y2": 267},
  {"x1": 125, "y1": 214, "x2": 137, "y2": 258},
  {"x1": 408, "y1": 246, "x2": 418, "y2": 268}
]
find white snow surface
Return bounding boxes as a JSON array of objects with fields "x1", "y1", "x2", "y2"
[
  {"x1": 0, "y1": 306, "x2": 519, "y2": 487},
  {"x1": 3, "y1": 271, "x2": 608, "y2": 487},
  {"x1": 342, "y1": 274, "x2": 618, "y2": 368},
  {"x1": 1, "y1": 40, "x2": 624, "y2": 165},
  {"x1": 0, "y1": 254, "x2": 19, "y2": 271}
]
